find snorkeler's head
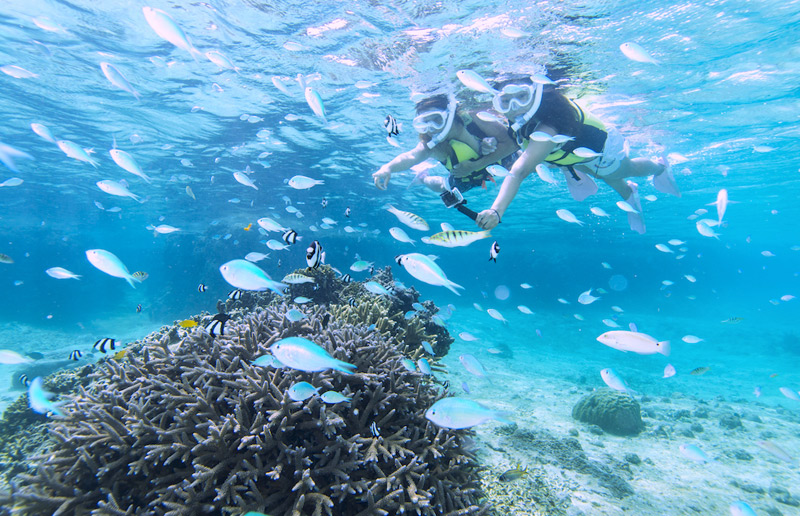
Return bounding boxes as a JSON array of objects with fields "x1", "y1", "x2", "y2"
[
  {"x1": 413, "y1": 94, "x2": 459, "y2": 148},
  {"x1": 491, "y1": 76, "x2": 544, "y2": 131}
]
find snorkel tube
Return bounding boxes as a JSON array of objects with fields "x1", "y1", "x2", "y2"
[
  {"x1": 425, "y1": 94, "x2": 457, "y2": 149},
  {"x1": 509, "y1": 79, "x2": 544, "y2": 133}
]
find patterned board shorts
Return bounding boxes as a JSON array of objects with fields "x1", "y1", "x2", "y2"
[{"x1": 581, "y1": 127, "x2": 629, "y2": 177}]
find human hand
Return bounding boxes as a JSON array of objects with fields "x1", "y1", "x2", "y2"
[
  {"x1": 480, "y1": 137, "x2": 497, "y2": 156},
  {"x1": 476, "y1": 208, "x2": 501, "y2": 230},
  {"x1": 373, "y1": 169, "x2": 391, "y2": 190}
]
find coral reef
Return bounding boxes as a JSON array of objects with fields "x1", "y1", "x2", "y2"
[
  {"x1": 0, "y1": 366, "x2": 93, "y2": 485},
  {"x1": 11, "y1": 303, "x2": 487, "y2": 516},
  {"x1": 571, "y1": 389, "x2": 643, "y2": 436}
]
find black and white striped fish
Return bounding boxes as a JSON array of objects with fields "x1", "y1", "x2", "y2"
[
  {"x1": 321, "y1": 198, "x2": 328, "y2": 209},
  {"x1": 18, "y1": 373, "x2": 30, "y2": 387},
  {"x1": 68, "y1": 350, "x2": 82, "y2": 361},
  {"x1": 283, "y1": 229, "x2": 298, "y2": 245},
  {"x1": 306, "y1": 240, "x2": 323, "y2": 268},
  {"x1": 384, "y1": 115, "x2": 400, "y2": 137},
  {"x1": 93, "y1": 338, "x2": 116, "y2": 353},
  {"x1": 228, "y1": 289, "x2": 243, "y2": 300},
  {"x1": 345, "y1": 207, "x2": 351, "y2": 218},
  {"x1": 341, "y1": 273, "x2": 351, "y2": 283},
  {"x1": 198, "y1": 284, "x2": 207, "y2": 292},
  {"x1": 489, "y1": 241, "x2": 500, "y2": 262},
  {"x1": 347, "y1": 297, "x2": 357, "y2": 307},
  {"x1": 205, "y1": 313, "x2": 231, "y2": 338}
]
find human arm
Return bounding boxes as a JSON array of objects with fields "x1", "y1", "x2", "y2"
[
  {"x1": 451, "y1": 119, "x2": 519, "y2": 176},
  {"x1": 475, "y1": 127, "x2": 558, "y2": 229},
  {"x1": 373, "y1": 143, "x2": 432, "y2": 190}
]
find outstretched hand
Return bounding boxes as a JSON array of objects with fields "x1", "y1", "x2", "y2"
[
  {"x1": 373, "y1": 169, "x2": 391, "y2": 190},
  {"x1": 476, "y1": 209, "x2": 501, "y2": 230}
]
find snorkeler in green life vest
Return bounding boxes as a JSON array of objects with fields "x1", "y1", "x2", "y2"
[
  {"x1": 473, "y1": 75, "x2": 681, "y2": 234},
  {"x1": 372, "y1": 93, "x2": 519, "y2": 215}
]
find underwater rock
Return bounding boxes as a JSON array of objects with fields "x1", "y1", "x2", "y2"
[
  {"x1": 623, "y1": 453, "x2": 641, "y2": 465},
  {"x1": 730, "y1": 480, "x2": 765, "y2": 494},
  {"x1": 501, "y1": 428, "x2": 634, "y2": 499},
  {"x1": 770, "y1": 486, "x2": 799, "y2": 507},
  {"x1": 727, "y1": 448, "x2": 753, "y2": 461},
  {"x1": 11, "y1": 303, "x2": 487, "y2": 515},
  {"x1": 571, "y1": 389, "x2": 644, "y2": 436},
  {"x1": 718, "y1": 412, "x2": 743, "y2": 429}
]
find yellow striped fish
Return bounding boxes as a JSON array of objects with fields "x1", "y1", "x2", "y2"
[
  {"x1": 424, "y1": 229, "x2": 491, "y2": 248},
  {"x1": 385, "y1": 204, "x2": 429, "y2": 231}
]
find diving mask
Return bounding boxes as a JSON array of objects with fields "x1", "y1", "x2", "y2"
[
  {"x1": 492, "y1": 84, "x2": 536, "y2": 114},
  {"x1": 412, "y1": 110, "x2": 449, "y2": 134}
]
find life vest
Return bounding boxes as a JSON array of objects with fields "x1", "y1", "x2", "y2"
[{"x1": 517, "y1": 101, "x2": 608, "y2": 166}]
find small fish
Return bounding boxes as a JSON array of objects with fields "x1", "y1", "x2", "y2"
[
  {"x1": 754, "y1": 386, "x2": 761, "y2": 397},
  {"x1": 489, "y1": 241, "x2": 500, "y2": 262},
  {"x1": 219, "y1": 260, "x2": 287, "y2": 294},
  {"x1": 556, "y1": 209, "x2": 584, "y2": 226},
  {"x1": 690, "y1": 367, "x2": 710, "y2": 376},
  {"x1": 345, "y1": 207, "x2": 351, "y2": 217},
  {"x1": 136, "y1": 304, "x2": 142, "y2": 313},
  {"x1": 350, "y1": 260, "x2": 373, "y2": 272},
  {"x1": 0, "y1": 177, "x2": 23, "y2": 188},
  {"x1": 417, "y1": 357, "x2": 432, "y2": 375},
  {"x1": 456, "y1": 70, "x2": 497, "y2": 94},
  {"x1": 142, "y1": 7, "x2": 202, "y2": 59},
  {"x1": 499, "y1": 466, "x2": 527, "y2": 482},
  {"x1": 721, "y1": 317, "x2": 743, "y2": 324},
  {"x1": 86, "y1": 249, "x2": 139, "y2": 288},
  {"x1": 518, "y1": 305, "x2": 533, "y2": 315},
  {"x1": 253, "y1": 354, "x2": 282, "y2": 368},
  {"x1": 244, "y1": 252, "x2": 269, "y2": 263},
  {"x1": 590, "y1": 207, "x2": 610, "y2": 217},
  {"x1": 347, "y1": 297, "x2": 357, "y2": 307},
  {"x1": 96, "y1": 180, "x2": 140, "y2": 201},
  {"x1": 619, "y1": 42, "x2": 659, "y2": 64},
  {"x1": 270, "y1": 337, "x2": 356, "y2": 373},
  {"x1": 68, "y1": 350, "x2": 82, "y2": 361},
  {"x1": 204, "y1": 313, "x2": 231, "y2": 337},
  {"x1": 288, "y1": 175, "x2": 324, "y2": 190},
  {"x1": 306, "y1": 240, "x2": 323, "y2": 268},
  {"x1": 0, "y1": 350, "x2": 33, "y2": 365},
  {"x1": 459, "y1": 354, "x2": 488, "y2": 378},
  {"x1": 682, "y1": 335, "x2": 703, "y2": 344},
  {"x1": 663, "y1": 364, "x2": 676, "y2": 378},
  {"x1": 179, "y1": 319, "x2": 198, "y2": 328},
  {"x1": 679, "y1": 443, "x2": 711, "y2": 463},
  {"x1": 384, "y1": 115, "x2": 400, "y2": 137},
  {"x1": 228, "y1": 289, "x2": 244, "y2": 300},
  {"x1": 364, "y1": 281, "x2": 392, "y2": 297},
  {"x1": 459, "y1": 332, "x2": 478, "y2": 342},
  {"x1": 577, "y1": 289, "x2": 600, "y2": 305},
  {"x1": 385, "y1": 205, "x2": 429, "y2": 231},
  {"x1": 340, "y1": 273, "x2": 352, "y2": 283},
  {"x1": 45, "y1": 267, "x2": 81, "y2": 280},
  {"x1": 779, "y1": 387, "x2": 800, "y2": 401},
  {"x1": 400, "y1": 358, "x2": 416, "y2": 372},
  {"x1": 573, "y1": 147, "x2": 602, "y2": 159},
  {"x1": 257, "y1": 217, "x2": 286, "y2": 232},
  {"x1": 1, "y1": 65, "x2": 38, "y2": 79},
  {"x1": 427, "y1": 229, "x2": 491, "y2": 248},
  {"x1": 321, "y1": 391, "x2": 351, "y2": 404},
  {"x1": 755, "y1": 440, "x2": 795, "y2": 464},
  {"x1": 395, "y1": 253, "x2": 463, "y2": 295},
  {"x1": 421, "y1": 341, "x2": 434, "y2": 354},
  {"x1": 597, "y1": 330, "x2": 670, "y2": 356},
  {"x1": 28, "y1": 377, "x2": 64, "y2": 417},
  {"x1": 205, "y1": 50, "x2": 238, "y2": 71},
  {"x1": 282, "y1": 273, "x2": 314, "y2": 284},
  {"x1": 288, "y1": 381, "x2": 319, "y2": 402},
  {"x1": 602, "y1": 319, "x2": 620, "y2": 328},
  {"x1": 198, "y1": 284, "x2": 207, "y2": 292},
  {"x1": 285, "y1": 308, "x2": 306, "y2": 322},
  {"x1": 93, "y1": 338, "x2": 116, "y2": 353},
  {"x1": 18, "y1": 373, "x2": 31, "y2": 387},
  {"x1": 185, "y1": 186, "x2": 196, "y2": 200},
  {"x1": 293, "y1": 296, "x2": 312, "y2": 304},
  {"x1": 487, "y1": 308, "x2": 507, "y2": 324},
  {"x1": 132, "y1": 271, "x2": 149, "y2": 282},
  {"x1": 282, "y1": 229, "x2": 299, "y2": 244},
  {"x1": 696, "y1": 219, "x2": 720, "y2": 239},
  {"x1": 655, "y1": 243, "x2": 673, "y2": 254},
  {"x1": 389, "y1": 227, "x2": 416, "y2": 245},
  {"x1": 600, "y1": 368, "x2": 631, "y2": 393},
  {"x1": 30, "y1": 123, "x2": 56, "y2": 143},
  {"x1": 729, "y1": 501, "x2": 757, "y2": 516},
  {"x1": 425, "y1": 397, "x2": 511, "y2": 429},
  {"x1": 234, "y1": 171, "x2": 258, "y2": 190},
  {"x1": 304, "y1": 87, "x2": 326, "y2": 121}
]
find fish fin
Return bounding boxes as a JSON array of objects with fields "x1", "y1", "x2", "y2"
[
  {"x1": 658, "y1": 340, "x2": 671, "y2": 357},
  {"x1": 445, "y1": 280, "x2": 464, "y2": 296},
  {"x1": 125, "y1": 276, "x2": 138, "y2": 289},
  {"x1": 492, "y1": 410, "x2": 513, "y2": 425}
]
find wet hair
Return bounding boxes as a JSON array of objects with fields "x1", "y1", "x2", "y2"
[
  {"x1": 414, "y1": 94, "x2": 463, "y2": 144},
  {"x1": 493, "y1": 77, "x2": 581, "y2": 136}
]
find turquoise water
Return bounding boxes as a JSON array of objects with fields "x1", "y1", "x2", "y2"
[{"x1": 1, "y1": 0, "x2": 799, "y2": 513}]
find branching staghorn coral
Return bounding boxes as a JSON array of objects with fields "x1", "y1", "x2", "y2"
[{"x1": 12, "y1": 303, "x2": 487, "y2": 516}]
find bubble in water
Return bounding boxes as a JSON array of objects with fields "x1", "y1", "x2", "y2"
[
  {"x1": 609, "y1": 274, "x2": 628, "y2": 292},
  {"x1": 494, "y1": 285, "x2": 510, "y2": 300}
]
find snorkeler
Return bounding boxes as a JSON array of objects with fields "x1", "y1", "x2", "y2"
[
  {"x1": 474, "y1": 76, "x2": 680, "y2": 234},
  {"x1": 372, "y1": 94, "x2": 518, "y2": 209}
]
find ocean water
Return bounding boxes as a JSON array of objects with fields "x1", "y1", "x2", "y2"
[{"x1": 1, "y1": 0, "x2": 799, "y2": 514}]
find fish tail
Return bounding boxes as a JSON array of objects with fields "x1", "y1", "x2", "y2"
[
  {"x1": 658, "y1": 340, "x2": 671, "y2": 357},
  {"x1": 492, "y1": 410, "x2": 513, "y2": 425},
  {"x1": 445, "y1": 280, "x2": 464, "y2": 296},
  {"x1": 125, "y1": 275, "x2": 138, "y2": 289},
  {"x1": 333, "y1": 360, "x2": 357, "y2": 374}
]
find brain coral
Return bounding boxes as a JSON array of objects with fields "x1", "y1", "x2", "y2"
[
  {"x1": 11, "y1": 303, "x2": 487, "y2": 516},
  {"x1": 571, "y1": 389, "x2": 644, "y2": 436}
]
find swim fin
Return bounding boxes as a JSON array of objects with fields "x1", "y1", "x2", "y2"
[
  {"x1": 625, "y1": 181, "x2": 646, "y2": 234},
  {"x1": 653, "y1": 154, "x2": 681, "y2": 197}
]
